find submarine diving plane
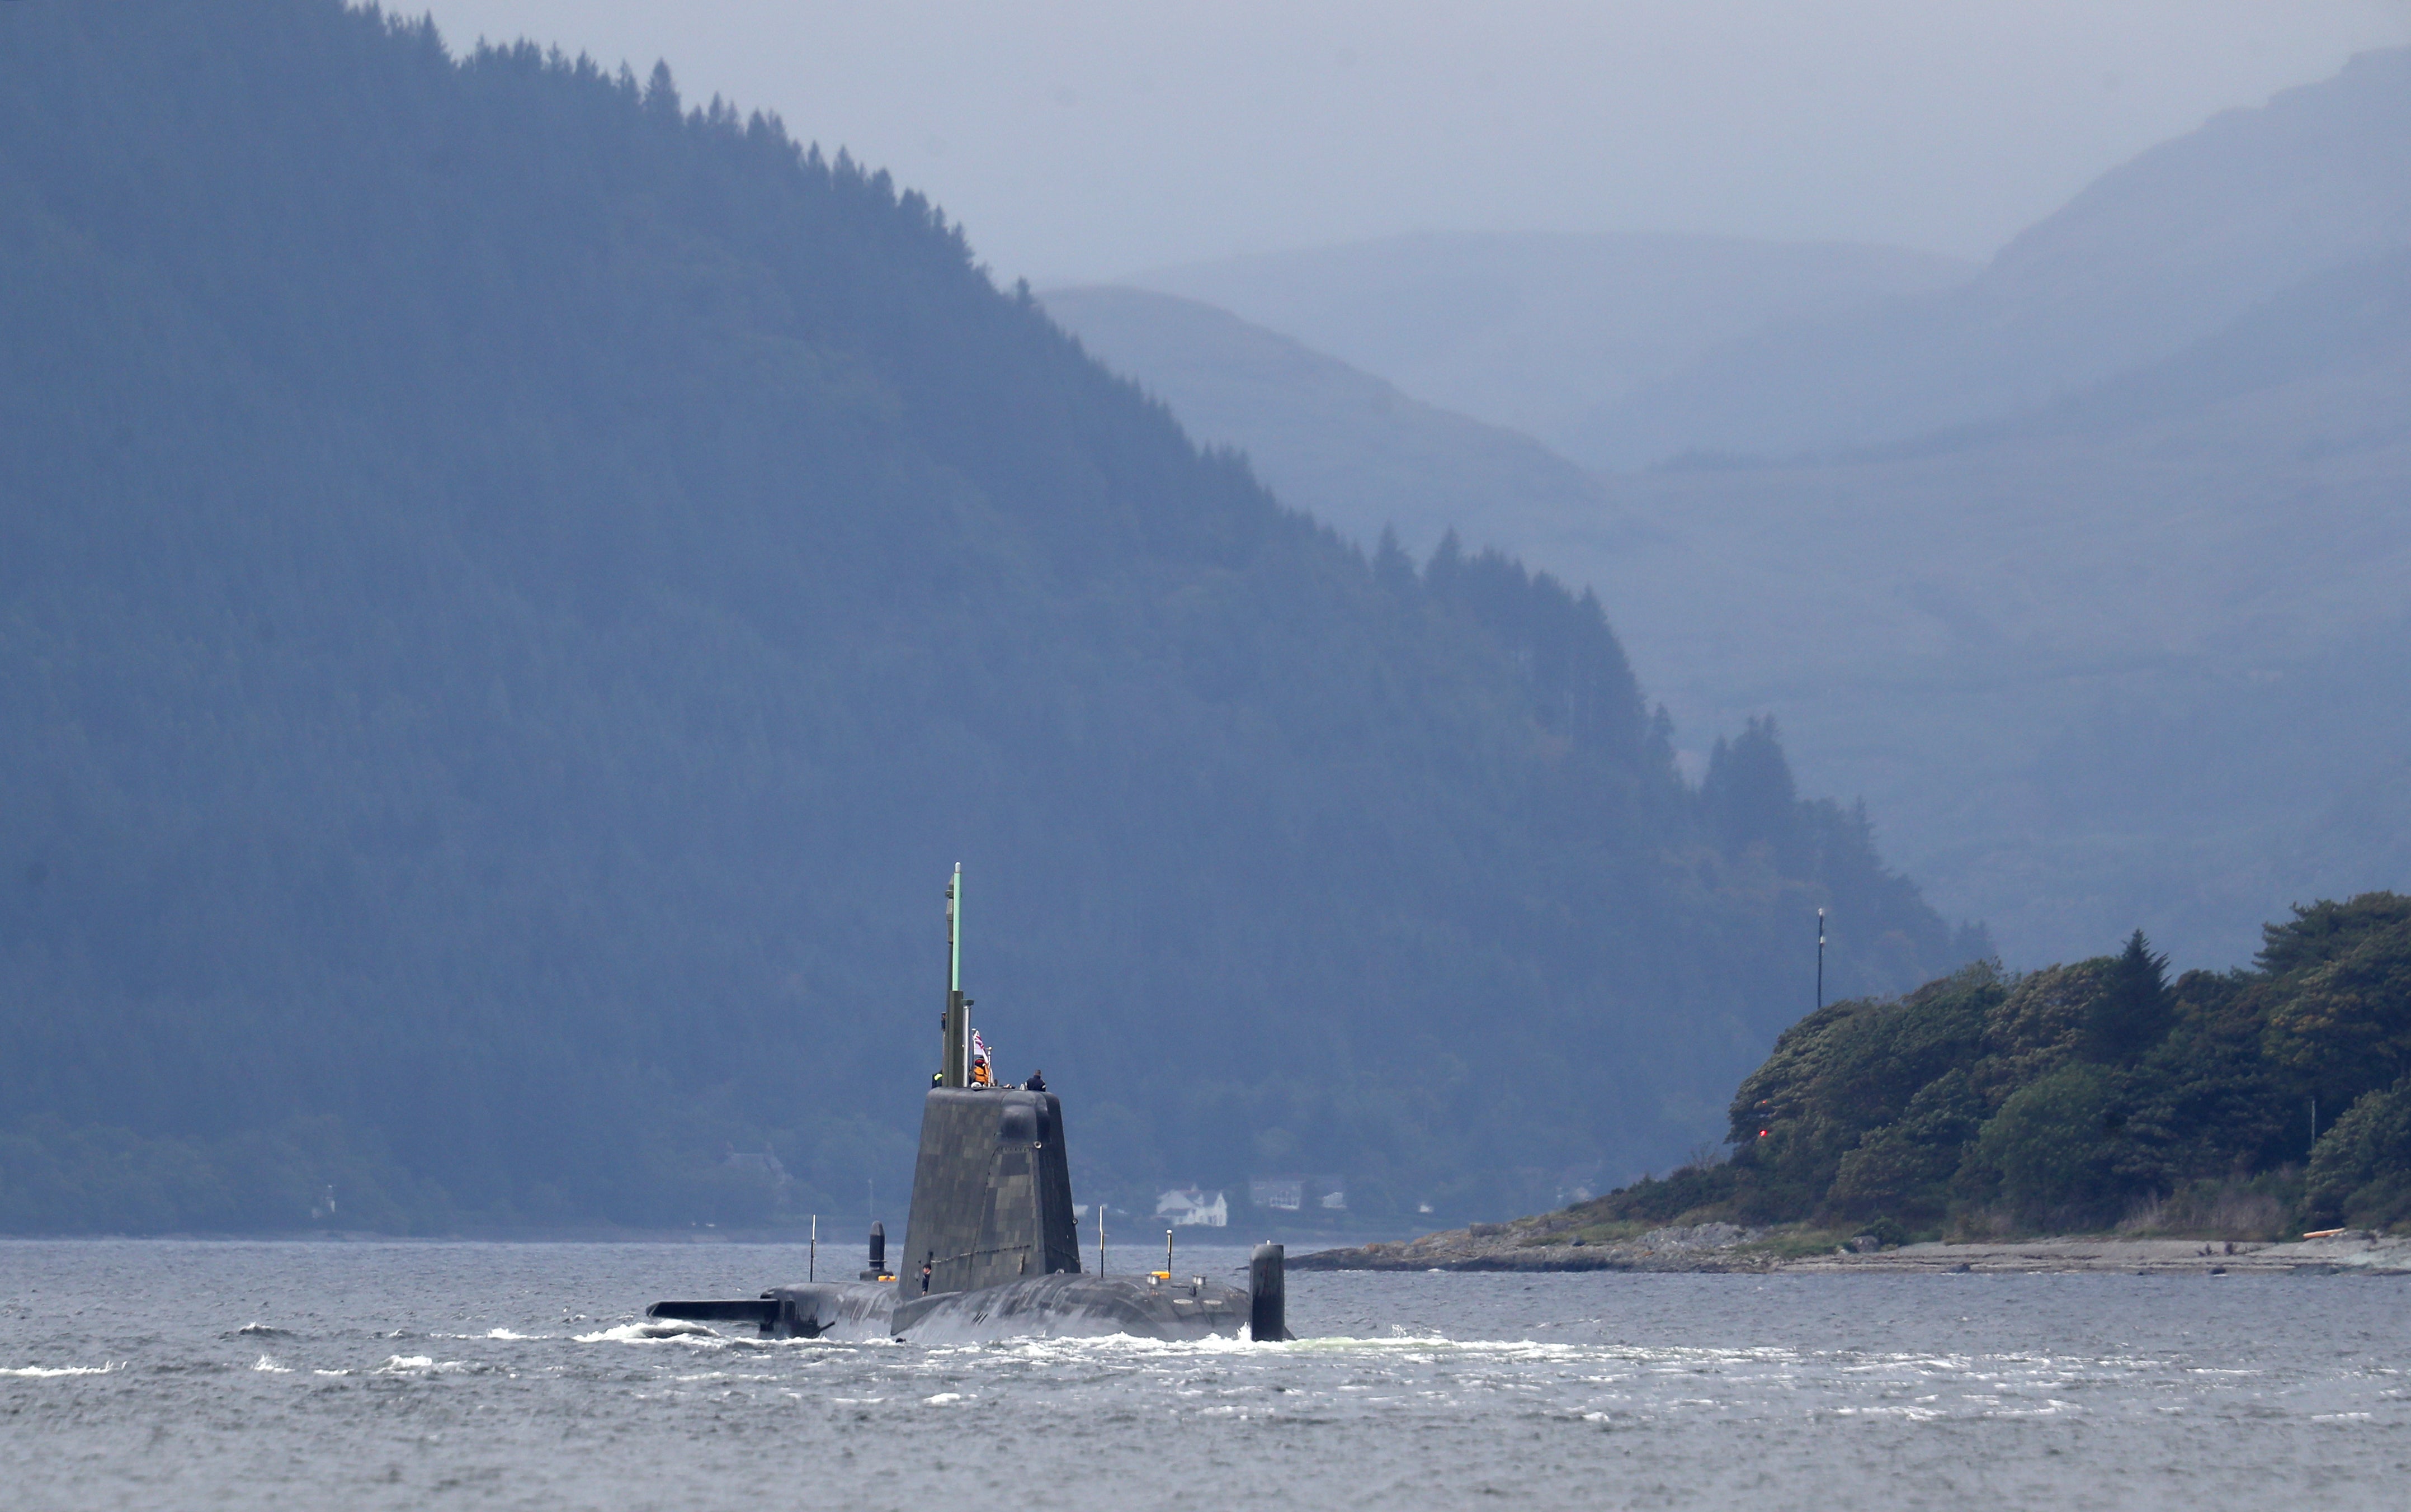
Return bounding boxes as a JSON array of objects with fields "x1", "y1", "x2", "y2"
[{"x1": 646, "y1": 866, "x2": 1287, "y2": 1342}]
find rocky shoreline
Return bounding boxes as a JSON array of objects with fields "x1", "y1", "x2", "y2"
[{"x1": 1292, "y1": 1217, "x2": 2411, "y2": 1276}]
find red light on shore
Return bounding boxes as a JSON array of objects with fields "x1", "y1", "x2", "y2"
[{"x1": 1758, "y1": 1130, "x2": 1769, "y2": 1138}]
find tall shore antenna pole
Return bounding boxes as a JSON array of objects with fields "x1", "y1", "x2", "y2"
[
  {"x1": 942, "y1": 864, "x2": 970, "y2": 1088},
  {"x1": 1816, "y1": 909, "x2": 1826, "y2": 1012}
]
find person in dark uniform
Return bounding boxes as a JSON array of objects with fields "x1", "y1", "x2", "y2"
[
  {"x1": 921, "y1": 1254, "x2": 933, "y2": 1294},
  {"x1": 1025, "y1": 1069, "x2": 1046, "y2": 1092}
]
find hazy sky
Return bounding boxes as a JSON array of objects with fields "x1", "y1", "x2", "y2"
[{"x1": 419, "y1": 1, "x2": 2410, "y2": 282}]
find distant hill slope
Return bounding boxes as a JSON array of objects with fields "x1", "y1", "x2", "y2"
[
  {"x1": 1041, "y1": 285, "x2": 1639, "y2": 561},
  {"x1": 1116, "y1": 231, "x2": 1974, "y2": 460},
  {"x1": 1577, "y1": 47, "x2": 2411, "y2": 466},
  {"x1": 0, "y1": 1, "x2": 1965, "y2": 1233},
  {"x1": 2009, "y1": 246, "x2": 2411, "y2": 437},
  {"x1": 1578, "y1": 250, "x2": 2411, "y2": 967}
]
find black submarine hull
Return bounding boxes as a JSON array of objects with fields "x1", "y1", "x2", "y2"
[
  {"x1": 652, "y1": 1270, "x2": 1270, "y2": 1343},
  {"x1": 895, "y1": 1272, "x2": 1251, "y2": 1342}
]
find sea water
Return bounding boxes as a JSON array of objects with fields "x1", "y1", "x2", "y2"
[{"x1": 2, "y1": 1239, "x2": 2405, "y2": 1509}]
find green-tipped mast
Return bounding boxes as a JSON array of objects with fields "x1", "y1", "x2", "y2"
[{"x1": 941, "y1": 864, "x2": 970, "y2": 1087}]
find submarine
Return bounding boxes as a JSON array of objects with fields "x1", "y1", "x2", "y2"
[{"x1": 647, "y1": 866, "x2": 1286, "y2": 1343}]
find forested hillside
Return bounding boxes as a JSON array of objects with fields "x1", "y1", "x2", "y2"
[
  {"x1": 0, "y1": 1, "x2": 1970, "y2": 1234},
  {"x1": 1582, "y1": 894, "x2": 2411, "y2": 1239}
]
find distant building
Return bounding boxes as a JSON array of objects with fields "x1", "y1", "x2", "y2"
[
  {"x1": 1248, "y1": 1173, "x2": 1344, "y2": 1213},
  {"x1": 1155, "y1": 1187, "x2": 1228, "y2": 1227},
  {"x1": 1248, "y1": 1176, "x2": 1303, "y2": 1211}
]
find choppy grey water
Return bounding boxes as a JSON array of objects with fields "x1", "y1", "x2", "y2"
[{"x1": 4, "y1": 1240, "x2": 2406, "y2": 1509}]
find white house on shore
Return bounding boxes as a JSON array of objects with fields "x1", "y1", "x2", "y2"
[{"x1": 1155, "y1": 1187, "x2": 1229, "y2": 1227}]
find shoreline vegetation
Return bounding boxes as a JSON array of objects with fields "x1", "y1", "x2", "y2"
[{"x1": 1309, "y1": 893, "x2": 2411, "y2": 1275}]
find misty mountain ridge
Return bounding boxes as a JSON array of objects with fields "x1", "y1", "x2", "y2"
[
  {"x1": 0, "y1": 1, "x2": 1970, "y2": 1234},
  {"x1": 1114, "y1": 230, "x2": 1975, "y2": 458},
  {"x1": 1110, "y1": 49, "x2": 2410, "y2": 474},
  {"x1": 1572, "y1": 45, "x2": 2411, "y2": 467}
]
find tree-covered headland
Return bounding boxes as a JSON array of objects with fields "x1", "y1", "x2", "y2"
[{"x1": 1577, "y1": 894, "x2": 2411, "y2": 1241}]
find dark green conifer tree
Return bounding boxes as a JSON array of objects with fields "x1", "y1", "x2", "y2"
[{"x1": 2083, "y1": 928, "x2": 2173, "y2": 1064}]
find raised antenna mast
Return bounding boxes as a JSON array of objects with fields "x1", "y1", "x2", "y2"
[{"x1": 941, "y1": 864, "x2": 971, "y2": 1087}]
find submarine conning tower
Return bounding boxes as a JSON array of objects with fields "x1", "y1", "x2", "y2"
[
  {"x1": 898, "y1": 1086, "x2": 1082, "y2": 1301},
  {"x1": 900, "y1": 863, "x2": 1084, "y2": 1301}
]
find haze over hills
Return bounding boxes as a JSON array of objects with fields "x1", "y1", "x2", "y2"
[
  {"x1": 0, "y1": 1, "x2": 1970, "y2": 1234},
  {"x1": 1041, "y1": 285, "x2": 1638, "y2": 562},
  {"x1": 1570, "y1": 46, "x2": 2411, "y2": 467},
  {"x1": 1054, "y1": 51, "x2": 2411, "y2": 970},
  {"x1": 1585, "y1": 254, "x2": 2411, "y2": 966},
  {"x1": 1104, "y1": 48, "x2": 2411, "y2": 474},
  {"x1": 1115, "y1": 231, "x2": 1975, "y2": 462}
]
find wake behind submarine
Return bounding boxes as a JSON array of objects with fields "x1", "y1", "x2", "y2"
[{"x1": 647, "y1": 866, "x2": 1288, "y2": 1343}]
